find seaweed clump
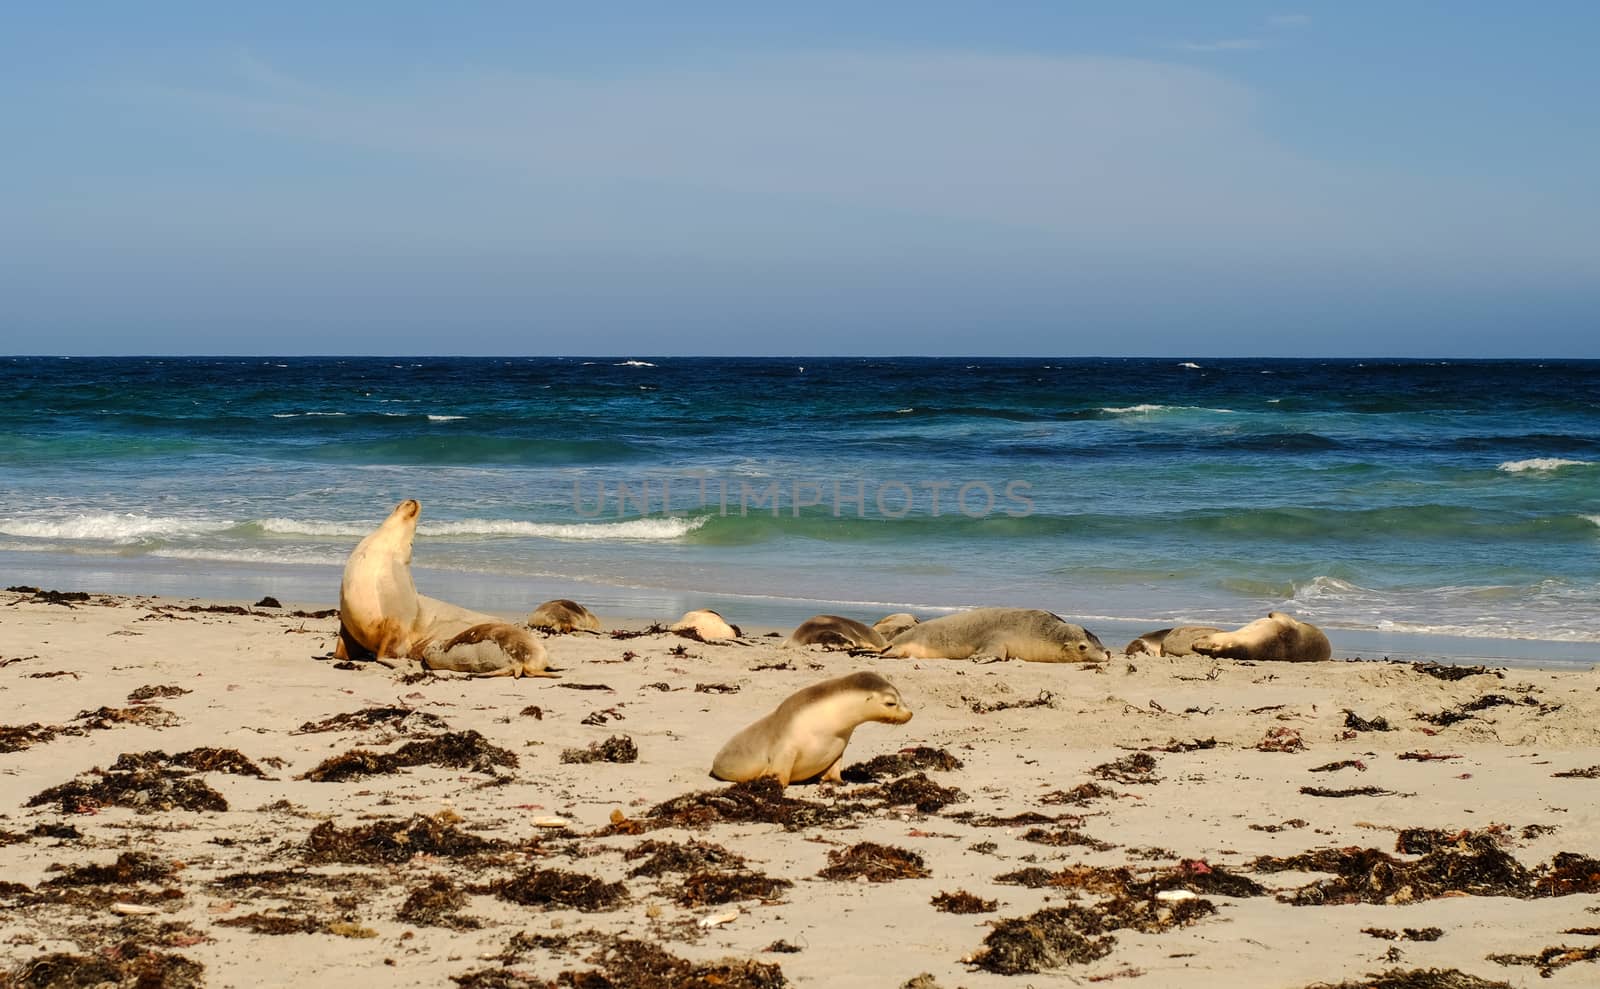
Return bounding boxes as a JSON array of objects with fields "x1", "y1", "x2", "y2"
[
  {"x1": 624, "y1": 839, "x2": 745, "y2": 877},
  {"x1": 294, "y1": 705, "x2": 451, "y2": 735},
  {"x1": 969, "y1": 896, "x2": 1216, "y2": 975},
  {"x1": 931, "y1": 890, "x2": 996, "y2": 914},
  {"x1": 854, "y1": 772, "x2": 967, "y2": 813},
  {"x1": 613, "y1": 777, "x2": 861, "y2": 833},
  {"x1": 300, "y1": 730, "x2": 517, "y2": 781},
  {"x1": 44, "y1": 852, "x2": 178, "y2": 887},
  {"x1": 110, "y1": 748, "x2": 268, "y2": 777},
  {"x1": 398, "y1": 876, "x2": 480, "y2": 929},
  {"x1": 676, "y1": 871, "x2": 792, "y2": 906},
  {"x1": 1090, "y1": 753, "x2": 1160, "y2": 784},
  {"x1": 841, "y1": 746, "x2": 963, "y2": 782},
  {"x1": 545, "y1": 938, "x2": 786, "y2": 989},
  {"x1": 491, "y1": 867, "x2": 626, "y2": 911},
  {"x1": 304, "y1": 813, "x2": 506, "y2": 865},
  {"x1": 1296, "y1": 970, "x2": 1509, "y2": 989},
  {"x1": 816, "y1": 842, "x2": 929, "y2": 882},
  {"x1": 559, "y1": 735, "x2": 638, "y2": 764},
  {"x1": 28, "y1": 763, "x2": 228, "y2": 814},
  {"x1": 5, "y1": 941, "x2": 203, "y2": 989}
]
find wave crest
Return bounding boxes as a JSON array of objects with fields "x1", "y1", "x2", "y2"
[{"x1": 1497, "y1": 458, "x2": 1595, "y2": 473}]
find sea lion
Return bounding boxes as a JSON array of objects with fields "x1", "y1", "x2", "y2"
[
  {"x1": 710, "y1": 672, "x2": 913, "y2": 785},
  {"x1": 527, "y1": 598, "x2": 601, "y2": 634},
  {"x1": 1123, "y1": 625, "x2": 1225, "y2": 657},
  {"x1": 784, "y1": 615, "x2": 887, "y2": 651},
  {"x1": 872, "y1": 613, "x2": 921, "y2": 641},
  {"x1": 333, "y1": 499, "x2": 552, "y2": 677},
  {"x1": 881, "y1": 607, "x2": 1111, "y2": 663},
  {"x1": 670, "y1": 609, "x2": 740, "y2": 642},
  {"x1": 1190, "y1": 612, "x2": 1332, "y2": 663}
]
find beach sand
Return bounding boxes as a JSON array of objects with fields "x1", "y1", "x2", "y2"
[{"x1": 2, "y1": 587, "x2": 1598, "y2": 988}]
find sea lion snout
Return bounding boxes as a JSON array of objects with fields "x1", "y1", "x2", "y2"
[{"x1": 396, "y1": 499, "x2": 421, "y2": 519}]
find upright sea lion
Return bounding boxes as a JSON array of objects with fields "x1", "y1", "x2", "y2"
[
  {"x1": 881, "y1": 607, "x2": 1111, "y2": 663},
  {"x1": 1190, "y1": 612, "x2": 1332, "y2": 663},
  {"x1": 710, "y1": 672, "x2": 913, "y2": 785},
  {"x1": 527, "y1": 599, "x2": 601, "y2": 634},
  {"x1": 333, "y1": 500, "x2": 552, "y2": 677},
  {"x1": 784, "y1": 615, "x2": 887, "y2": 651},
  {"x1": 1123, "y1": 625, "x2": 1225, "y2": 657},
  {"x1": 872, "y1": 613, "x2": 920, "y2": 641},
  {"x1": 670, "y1": 609, "x2": 740, "y2": 641}
]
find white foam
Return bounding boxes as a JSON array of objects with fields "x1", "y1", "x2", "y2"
[
  {"x1": 1585, "y1": 515, "x2": 1600, "y2": 528},
  {"x1": 0, "y1": 513, "x2": 236, "y2": 543},
  {"x1": 427, "y1": 415, "x2": 467, "y2": 422},
  {"x1": 270, "y1": 411, "x2": 347, "y2": 418},
  {"x1": 1178, "y1": 362, "x2": 1202, "y2": 369},
  {"x1": 1100, "y1": 404, "x2": 1234, "y2": 415},
  {"x1": 148, "y1": 546, "x2": 348, "y2": 566},
  {"x1": 257, "y1": 516, "x2": 707, "y2": 541},
  {"x1": 614, "y1": 360, "x2": 658, "y2": 367},
  {"x1": 1496, "y1": 458, "x2": 1594, "y2": 473}
]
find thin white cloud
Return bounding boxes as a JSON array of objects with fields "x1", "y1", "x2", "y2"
[{"x1": 1166, "y1": 39, "x2": 1267, "y2": 52}]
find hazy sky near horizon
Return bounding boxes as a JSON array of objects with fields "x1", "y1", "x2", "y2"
[{"x1": 3, "y1": 3, "x2": 1596, "y2": 357}]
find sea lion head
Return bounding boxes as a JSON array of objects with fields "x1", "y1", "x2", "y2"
[
  {"x1": 380, "y1": 499, "x2": 422, "y2": 562},
  {"x1": 838, "y1": 671, "x2": 913, "y2": 725}
]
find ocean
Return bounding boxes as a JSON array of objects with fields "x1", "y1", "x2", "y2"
[{"x1": 3, "y1": 356, "x2": 1598, "y2": 666}]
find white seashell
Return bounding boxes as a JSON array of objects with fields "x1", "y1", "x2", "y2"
[
  {"x1": 111, "y1": 902, "x2": 161, "y2": 916},
  {"x1": 698, "y1": 907, "x2": 740, "y2": 929},
  {"x1": 531, "y1": 816, "x2": 571, "y2": 828},
  {"x1": 1155, "y1": 889, "x2": 1197, "y2": 902}
]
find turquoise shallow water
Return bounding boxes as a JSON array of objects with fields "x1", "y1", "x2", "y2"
[{"x1": 3, "y1": 356, "x2": 1598, "y2": 663}]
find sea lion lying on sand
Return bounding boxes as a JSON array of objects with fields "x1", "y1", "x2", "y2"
[
  {"x1": 1190, "y1": 612, "x2": 1331, "y2": 663},
  {"x1": 671, "y1": 609, "x2": 740, "y2": 641},
  {"x1": 527, "y1": 598, "x2": 601, "y2": 634},
  {"x1": 785, "y1": 615, "x2": 888, "y2": 651},
  {"x1": 872, "y1": 613, "x2": 920, "y2": 641},
  {"x1": 881, "y1": 607, "x2": 1111, "y2": 663},
  {"x1": 710, "y1": 672, "x2": 912, "y2": 785},
  {"x1": 1124, "y1": 625, "x2": 1225, "y2": 657},
  {"x1": 333, "y1": 499, "x2": 552, "y2": 677}
]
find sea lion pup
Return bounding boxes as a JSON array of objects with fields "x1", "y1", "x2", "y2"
[
  {"x1": 526, "y1": 598, "x2": 601, "y2": 634},
  {"x1": 1124, "y1": 625, "x2": 1225, "y2": 657},
  {"x1": 872, "y1": 612, "x2": 920, "y2": 641},
  {"x1": 710, "y1": 672, "x2": 913, "y2": 785},
  {"x1": 1190, "y1": 612, "x2": 1332, "y2": 663},
  {"x1": 333, "y1": 499, "x2": 552, "y2": 677},
  {"x1": 670, "y1": 608, "x2": 740, "y2": 641},
  {"x1": 881, "y1": 607, "x2": 1111, "y2": 662},
  {"x1": 784, "y1": 615, "x2": 888, "y2": 651}
]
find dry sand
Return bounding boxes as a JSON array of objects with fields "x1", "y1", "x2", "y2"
[{"x1": 2, "y1": 586, "x2": 1599, "y2": 988}]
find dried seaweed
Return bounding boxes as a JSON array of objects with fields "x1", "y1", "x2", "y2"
[
  {"x1": 1343, "y1": 710, "x2": 1393, "y2": 732},
  {"x1": 816, "y1": 842, "x2": 929, "y2": 882},
  {"x1": 546, "y1": 938, "x2": 786, "y2": 989},
  {"x1": 675, "y1": 871, "x2": 792, "y2": 906},
  {"x1": 71, "y1": 706, "x2": 180, "y2": 730},
  {"x1": 931, "y1": 889, "x2": 997, "y2": 913},
  {"x1": 1296, "y1": 970, "x2": 1509, "y2": 989},
  {"x1": 126, "y1": 684, "x2": 191, "y2": 703},
  {"x1": 304, "y1": 813, "x2": 506, "y2": 864},
  {"x1": 840, "y1": 746, "x2": 963, "y2": 783},
  {"x1": 0, "y1": 723, "x2": 57, "y2": 754},
  {"x1": 1553, "y1": 765, "x2": 1600, "y2": 778},
  {"x1": 28, "y1": 765, "x2": 228, "y2": 814},
  {"x1": 1413, "y1": 662, "x2": 1501, "y2": 682},
  {"x1": 398, "y1": 876, "x2": 480, "y2": 929},
  {"x1": 624, "y1": 839, "x2": 746, "y2": 877},
  {"x1": 1091, "y1": 753, "x2": 1160, "y2": 784},
  {"x1": 1300, "y1": 786, "x2": 1397, "y2": 798},
  {"x1": 852, "y1": 772, "x2": 966, "y2": 812},
  {"x1": 1311, "y1": 760, "x2": 1366, "y2": 773},
  {"x1": 1020, "y1": 827, "x2": 1115, "y2": 851},
  {"x1": 1362, "y1": 928, "x2": 1445, "y2": 941},
  {"x1": 968, "y1": 690, "x2": 1054, "y2": 714},
  {"x1": 560, "y1": 736, "x2": 638, "y2": 765},
  {"x1": 5, "y1": 941, "x2": 204, "y2": 988},
  {"x1": 216, "y1": 912, "x2": 324, "y2": 935},
  {"x1": 969, "y1": 897, "x2": 1216, "y2": 975},
  {"x1": 1486, "y1": 945, "x2": 1600, "y2": 977},
  {"x1": 300, "y1": 730, "x2": 517, "y2": 781},
  {"x1": 44, "y1": 852, "x2": 178, "y2": 887},
  {"x1": 615, "y1": 777, "x2": 863, "y2": 833},
  {"x1": 293, "y1": 706, "x2": 450, "y2": 735},
  {"x1": 110, "y1": 748, "x2": 268, "y2": 778},
  {"x1": 1040, "y1": 782, "x2": 1117, "y2": 806},
  {"x1": 491, "y1": 867, "x2": 626, "y2": 911}
]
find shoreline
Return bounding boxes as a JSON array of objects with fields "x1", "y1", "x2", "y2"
[
  {"x1": 4, "y1": 550, "x2": 1597, "y2": 672},
  {"x1": 2, "y1": 587, "x2": 1598, "y2": 987}
]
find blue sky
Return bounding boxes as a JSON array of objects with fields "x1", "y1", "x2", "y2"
[{"x1": 3, "y1": 3, "x2": 1596, "y2": 356}]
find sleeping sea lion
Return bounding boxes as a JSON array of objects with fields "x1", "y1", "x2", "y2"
[
  {"x1": 333, "y1": 499, "x2": 552, "y2": 677},
  {"x1": 527, "y1": 598, "x2": 601, "y2": 634},
  {"x1": 785, "y1": 615, "x2": 888, "y2": 651},
  {"x1": 880, "y1": 607, "x2": 1111, "y2": 663},
  {"x1": 710, "y1": 672, "x2": 912, "y2": 785},
  {"x1": 671, "y1": 609, "x2": 740, "y2": 641},
  {"x1": 1190, "y1": 612, "x2": 1332, "y2": 663},
  {"x1": 872, "y1": 613, "x2": 921, "y2": 641},
  {"x1": 1123, "y1": 625, "x2": 1225, "y2": 657}
]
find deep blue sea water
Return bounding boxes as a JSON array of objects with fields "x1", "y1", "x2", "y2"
[{"x1": 3, "y1": 357, "x2": 1598, "y2": 664}]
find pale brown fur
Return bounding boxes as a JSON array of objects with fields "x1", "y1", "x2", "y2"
[
  {"x1": 710, "y1": 672, "x2": 912, "y2": 785},
  {"x1": 527, "y1": 598, "x2": 601, "y2": 634},
  {"x1": 784, "y1": 615, "x2": 888, "y2": 651},
  {"x1": 881, "y1": 607, "x2": 1111, "y2": 663},
  {"x1": 1190, "y1": 612, "x2": 1332, "y2": 663}
]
